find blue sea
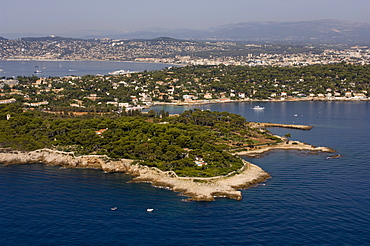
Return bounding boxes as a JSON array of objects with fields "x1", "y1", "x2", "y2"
[
  {"x1": 1, "y1": 101, "x2": 370, "y2": 244},
  {"x1": 0, "y1": 60, "x2": 173, "y2": 77}
]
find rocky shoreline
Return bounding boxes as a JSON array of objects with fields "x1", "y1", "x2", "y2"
[
  {"x1": 236, "y1": 140, "x2": 335, "y2": 157},
  {"x1": 0, "y1": 140, "x2": 335, "y2": 201},
  {"x1": 0, "y1": 148, "x2": 270, "y2": 201}
]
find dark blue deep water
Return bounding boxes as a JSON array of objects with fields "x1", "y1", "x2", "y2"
[{"x1": 1, "y1": 101, "x2": 370, "y2": 245}]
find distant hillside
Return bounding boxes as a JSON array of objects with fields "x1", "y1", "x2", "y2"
[
  {"x1": 1, "y1": 20, "x2": 369, "y2": 44},
  {"x1": 79, "y1": 20, "x2": 370, "y2": 44},
  {"x1": 206, "y1": 20, "x2": 370, "y2": 43},
  {"x1": 20, "y1": 36, "x2": 90, "y2": 42}
]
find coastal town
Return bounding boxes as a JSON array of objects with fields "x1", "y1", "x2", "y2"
[
  {"x1": 1, "y1": 36, "x2": 369, "y2": 67},
  {"x1": 1, "y1": 63, "x2": 369, "y2": 111},
  {"x1": 135, "y1": 45, "x2": 370, "y2": 67}
]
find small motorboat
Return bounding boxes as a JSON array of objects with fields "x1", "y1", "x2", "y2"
[
  {"x1": 146, "y1": 208, "x2": 154, "y2": 212},
  {"x1": 252, "y1": 105, "x2": 265, "y2": 110},
  {"x1": 111, "y1": 207, "x2": 117, "y2": 211}
]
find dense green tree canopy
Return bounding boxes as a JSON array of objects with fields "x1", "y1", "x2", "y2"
[{"x1": 1, "y1": 105, "x2": 276, "y2": 177}]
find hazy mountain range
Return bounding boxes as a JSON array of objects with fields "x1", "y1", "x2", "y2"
[{"x1": 2, "y1": 20, "x2": 370, "y2": 44}]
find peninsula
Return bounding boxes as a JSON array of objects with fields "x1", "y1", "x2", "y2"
[
  {"x1": 0, "y1": 105, "x2": 335, "y2": 201},
  {"x1": 0, "y1": 140, "x2": 334, "y2": 201},
  {"x1": 0, "y1": 148, "x2": 268, "y2": 201}
]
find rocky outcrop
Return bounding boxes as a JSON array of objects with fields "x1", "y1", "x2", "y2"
[
  {"x1": 0, "y1": 148, "x2": 270, "y2": 201},
  {"x1": 0, "y1": 148, "x2": 134, "y2": 171},
  {"x1": 236, "y1": 141, "x2": 335, "y2": 157}
]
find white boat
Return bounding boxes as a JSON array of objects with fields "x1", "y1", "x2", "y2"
[
  {"x1": 252, "y1": 106, "x2": 265, "y2": 110},
  {"x1": 146, "y1": 208, "x2": 154, "y2": 212},
  {"x1": 34, "y1": 66, "x2": 42, "y2": 74},
  {"x1": 111, "y1": 207, "x2": 117, "y2": 211},
  {"x1": 108, "y1": 70, "x2": 133, "y2": 75}
]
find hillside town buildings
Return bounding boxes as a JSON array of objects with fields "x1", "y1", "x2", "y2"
[
  {"x1": 1, "y1": 37, "x2": 369, "y2": 66},
  {"x1": 1, "y1": 37, "x2": 369, "y2": 110},
  {"x1": 1, "y1": 65, "x2": 369, "y2": 114}
]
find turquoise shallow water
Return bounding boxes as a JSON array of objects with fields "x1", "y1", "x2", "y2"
[{"x1": 1, "y1": 101, "x2": 370, "y2": 245}]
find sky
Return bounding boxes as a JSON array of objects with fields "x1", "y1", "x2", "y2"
[{"x1": 1, "y1": 0, "x2": 369, "y2": 38}]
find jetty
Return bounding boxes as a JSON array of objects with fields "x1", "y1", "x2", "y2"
[{"x1": 255, "y1": 123, "x2": 313, "y2": 130}]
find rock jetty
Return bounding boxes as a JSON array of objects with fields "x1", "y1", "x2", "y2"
[{"x1": 255, "y1": 123, "x2": 313, "y2": 130}]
